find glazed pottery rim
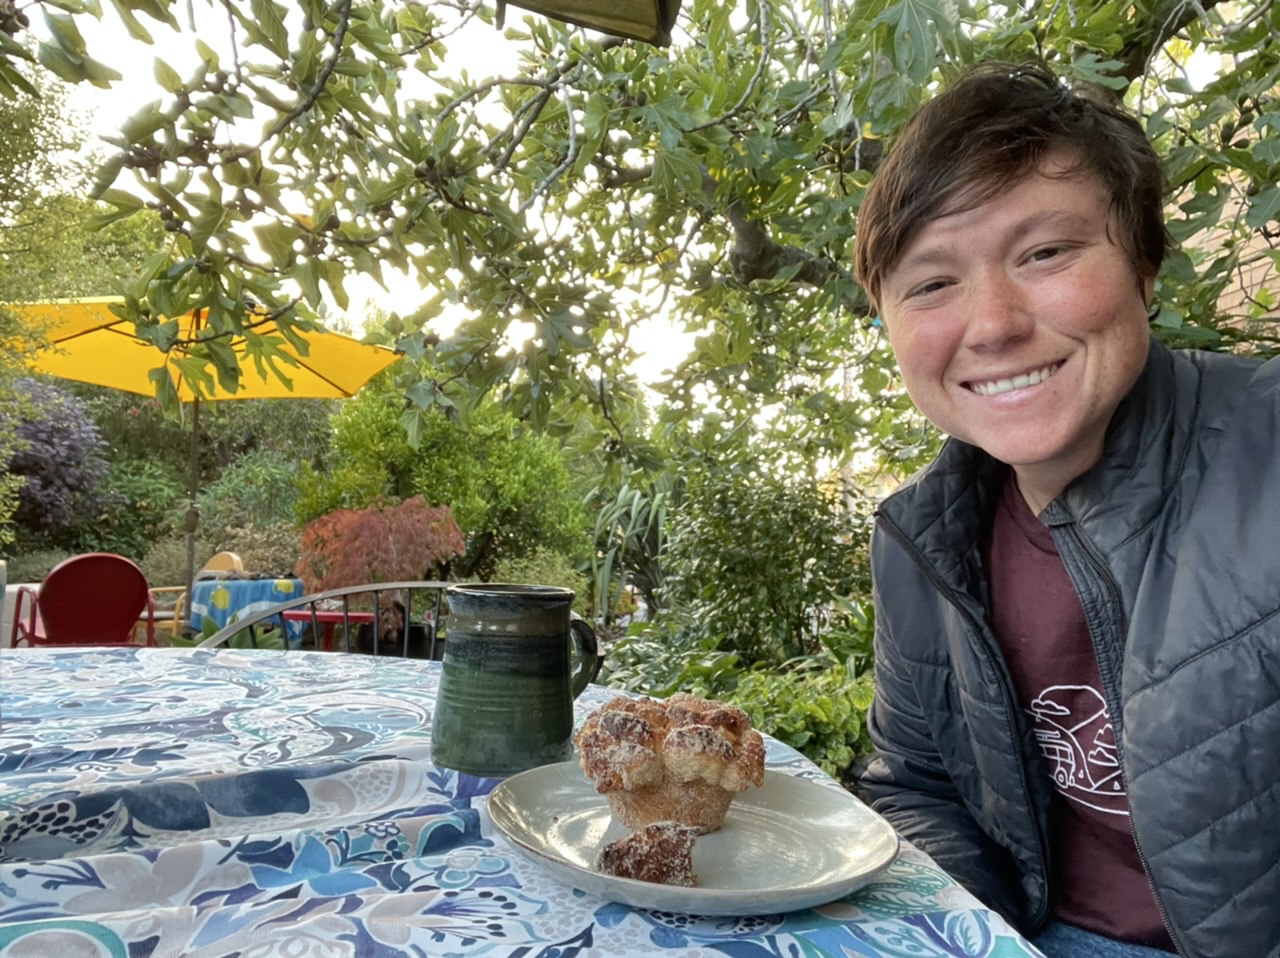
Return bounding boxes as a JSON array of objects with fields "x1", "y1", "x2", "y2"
[{"x1": 447, "y1": 583, "x2": 574, "y2": 598}]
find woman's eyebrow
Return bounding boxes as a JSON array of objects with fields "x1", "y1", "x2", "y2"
[{"x1": 1006, "y1": 208, "x2": 1094, "y2": 243}]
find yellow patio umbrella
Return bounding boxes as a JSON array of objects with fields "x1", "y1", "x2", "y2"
[
  {"x1": 13, "y1": 297, "x2": 400, "y2": 401},
  {"x1": 7, "y1": 297, "x2": 403, "y2": 595}
]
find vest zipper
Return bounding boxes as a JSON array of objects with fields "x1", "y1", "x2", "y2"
[
  {"x1": 1057, "y1": 523, "x2": 1186, "y2": 957},
  {"x1": 876, "y1": 513, "x2": 1052, "y2": 930}
]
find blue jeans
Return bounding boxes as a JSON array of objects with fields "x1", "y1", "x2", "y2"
[{"x1": 1032, "y1": 922, "x2": 1173, "y2": 957}]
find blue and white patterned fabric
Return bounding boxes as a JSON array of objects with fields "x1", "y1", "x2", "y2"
[{"x1": 0, "y1": 648, "x2": 1046, "y2": 957}]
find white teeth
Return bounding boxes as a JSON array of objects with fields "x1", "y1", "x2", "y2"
[{"x1": 970, "y1": 363, "x2": 1060, "y2": 396}]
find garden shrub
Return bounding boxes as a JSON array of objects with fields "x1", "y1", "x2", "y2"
[
  {"x1": 6, "y1": 380, "x2": 112, "y2": 550},
  {"x1": 661, "y1": 469, "x2": 868, "y2": 664},
  {"x1": 432, "y1": 415, "x2": 588, "y2": 580},
  {"x1": 491, "y1": 547, "x2": 590, "y2": 615},
  {"x1": 728, "y1": 662, "x2": 876, "y2": 780},
  {"x1": 295, "y1": 497, "x2": 466, "y2": 592},
  {"x1": 299, "y1": 386, "x2": 589, "y2": 581},
  {"x1": 294, "y1": 461, "x2": 385, "y2": 525},
  {"x1": 80, "y1": 459, "x2": 184, "y2": 560},
  {"x1": 199, "y1": 449, "x2": 300, "y2": 545},
  {"x1": 221, "y1": 521, "x2": 300, "y2": 579},
  {"x1": 140, "y1": 534, "x2": 216, "y2": 588},
  {"x1": 599, "y1": 616, "x2": 744, "y2": 700},
  {"x1": 4, "y1": 549, "x2": 70, "y2": 584},
  {"x1": 600, "y1": 616, "x2": 878, "y2": 782}
]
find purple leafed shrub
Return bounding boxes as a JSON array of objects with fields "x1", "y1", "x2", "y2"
[{"x1": 8, "y1": 379, "x2": 112, "y2": 539}]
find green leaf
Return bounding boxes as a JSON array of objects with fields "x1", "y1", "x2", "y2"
[
  {"x1": 115, "y1": 0, "x2": 180, "y2": 30},
  {"x1": 323, "y1": 259, "x2": 349, "y2": 310},
  {"x1": 196, "y1": 92, "x2": 254, "y2": 122},
  {"x1": 153, "y1": 57, "x2": 183, "y2": 93},
  {"x1": 37, "y1": 42, "x2": 123, "y2": 87},
  {"x1": 253, "y1": 220, "x2": 298, "y2": 268},
  {"x1": 190, "y1": 202, "x2": 231, "y2": 254},
  {"x1": 249, "y1": 0, "x2": 290, "y2": 58},
  {"x1": 0, "y1": 28, "x2": 35, "y2": 60},
  {"x1": 109, "y1": 0, "x2": 156, "y2": 42},
  {"x1": 651, "y1": 147, "x2": 702, "y2": 197},
  {"x1": 1245, "y1": 186, "x2": 1280, "y2": 229},
  {"x1": 871, "y1": 0, "x2": 950, "y2": 82},
  {"x1": 1254, "y1": 139, "x2": 1280, "y2": 166},
  {"x1": 119, "y1": 101, "x2": 169, "y2": 141},
  {"x1": 99, "y1": 188, "x2": 146, "y2": 210},
  {"x1": 0, "y1": 62, "x2": 36, "y2": 99},
  {"x1": 87, "y1": 207, "x2": 142, "y2": 229},
  {"x1": 194, "y1": 39, "x2": 220, "y2": 69},
  {"x1": 404, "y1": 380, "x2": 436, "y2": 409},
  {"x1": 298, "y1": 258, "x2": 323, "y2": 307},
  {"x1": 861, "y1": 366, "x2": 890, "y2": 396},
  {"x1": 42, "y1": 10, "x2": 89, "y2": 57},
  {"x1": 638, "y1": 95, "x2": 690, "y2": 150}
]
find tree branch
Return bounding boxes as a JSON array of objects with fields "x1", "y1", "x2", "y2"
[
  {"x1": 249, "y1": 0, "x2": 353, "y2": 153},
  {"x1": 1116, "y1": 0, "x2": 1231, "y2": 85},
  {"x1": 518, "y1": 83, "x2": 578, "y2": 213},
  {"x1": 702, "y1": 170, "x2": 852, "y2": 288},
  {"x1": 688, "y1": 3, "x2": 770, "y2": 133}
]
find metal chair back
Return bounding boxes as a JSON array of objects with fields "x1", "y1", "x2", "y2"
[
  {"x1": 11, "y1": 553, "x2": 155, "y2": 647},
  {"x1": 198, "y1": 581, "x2": 450, "y2": 657}
]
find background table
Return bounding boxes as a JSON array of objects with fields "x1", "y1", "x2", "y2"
[
  {"x1": 189, "y1": 576, "x2": 307, "y2": 644},
  {"x1": 280, "y1": 607, "x2": 376, "y2": 650},
  {"x1": 0, "y1": 648, "x2": 1045, "y2": 957}
]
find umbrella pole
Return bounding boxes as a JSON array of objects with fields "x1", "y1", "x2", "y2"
[{"x1": 184, "y1": 396, "x2": 201, "y2": 607}]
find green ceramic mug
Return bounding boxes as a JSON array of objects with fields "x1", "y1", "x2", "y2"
[{"x1": 431, "y1": 583, "x2": 603, "y2": 778}]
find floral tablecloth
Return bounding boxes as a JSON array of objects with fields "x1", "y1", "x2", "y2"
[{"x1": 0, "y1": 648, "x2": 1045, "y2": 957}]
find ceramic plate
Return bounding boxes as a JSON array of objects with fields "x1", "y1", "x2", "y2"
[{"x1": 486, "y1": 761, "x2": 900, "y2": 916}]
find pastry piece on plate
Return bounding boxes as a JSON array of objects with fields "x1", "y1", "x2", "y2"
[
  {"x1": 574, "y1": 692, "x2": 766, "y2": 833},
  {"x1": 597, "y1": 821, "x2": 700, "y2": 886}
]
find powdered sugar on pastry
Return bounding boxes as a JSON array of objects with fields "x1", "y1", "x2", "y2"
[
  {"x1": 573, "y1": 692, "x2": 766, "y2": 833},
  {"x1": 597, "y1": 821, "x2": 699, "y2": 886}
]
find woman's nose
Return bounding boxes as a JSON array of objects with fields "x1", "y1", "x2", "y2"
[{"x1": 960, "y1": 273, "x2": 1034, "y2": 350}]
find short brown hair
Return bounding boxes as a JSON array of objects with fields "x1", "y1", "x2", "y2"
[{"x1": 854, "y1": 60, "x2": 1169, "y2": 307}]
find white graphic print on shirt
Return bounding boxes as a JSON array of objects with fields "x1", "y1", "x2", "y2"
[{"x1": 1027, "y1": 684, "x2": 1128, "y2": 816}]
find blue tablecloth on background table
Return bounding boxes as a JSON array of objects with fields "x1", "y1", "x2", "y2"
[
  {"x1": 189, "y1": 576, "x2": 307, "y2": 645},
  {"x1": 0, "y1": 648, "x2": 1046, "y2": 957}
]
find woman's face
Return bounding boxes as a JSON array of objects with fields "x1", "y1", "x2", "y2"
[{"x1": 878, "y1": 153, "x2": 1154, "y2": 504}]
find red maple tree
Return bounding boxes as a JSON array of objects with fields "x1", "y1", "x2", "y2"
[{"x1": 295, "y1": 497, "x2": 466, "y2": 593}]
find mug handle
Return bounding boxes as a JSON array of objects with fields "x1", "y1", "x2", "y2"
[{"x1": 569, "y1": 612, "x2": 603, "y2": 696}]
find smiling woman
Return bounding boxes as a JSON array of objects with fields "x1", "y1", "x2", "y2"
[
  {"x1": 855, "y1": 59, "x2": 1167, "y2": 513},
  {"x1": 876, "y1": 159, "x2": 1153, "y2": 513},
  {"x1": 856, "y1": 61, "x2": 1280, "y2": 958}
]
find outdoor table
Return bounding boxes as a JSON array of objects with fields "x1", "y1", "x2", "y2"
[
  {"x1": 280, "y1": 606, "x2": 377, "y2": 650},
  {"x1": 0, "y1": 648, "x2": 1045, "y2": 957},
  {"x1": 189, "y1": 576, "x2": 307, "y2": 644}
]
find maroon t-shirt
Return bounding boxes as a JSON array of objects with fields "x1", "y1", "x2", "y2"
[{"x1": 984, "y1": 471, "x2": 1174, "y2": 951}]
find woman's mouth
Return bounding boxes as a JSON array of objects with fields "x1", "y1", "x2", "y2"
[{"x1": 967, "y1": 362, "x2": 1063, "y2": 397}]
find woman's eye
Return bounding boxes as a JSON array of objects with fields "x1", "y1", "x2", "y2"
[
  {"x1": 909, "y1": 279, "x2": 950, "y2": 298},
  {"x1": 1027, "y1": 245, "x2": 1064, "y2": 263}
]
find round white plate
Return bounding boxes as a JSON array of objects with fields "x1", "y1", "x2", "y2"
[{"x1": 486, "y1": 761, "x2": 900, "y2": 916}]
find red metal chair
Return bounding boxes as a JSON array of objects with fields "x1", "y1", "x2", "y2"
[{"x1": 10, "y1": 553, "x2": 156, "y2": 648}]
